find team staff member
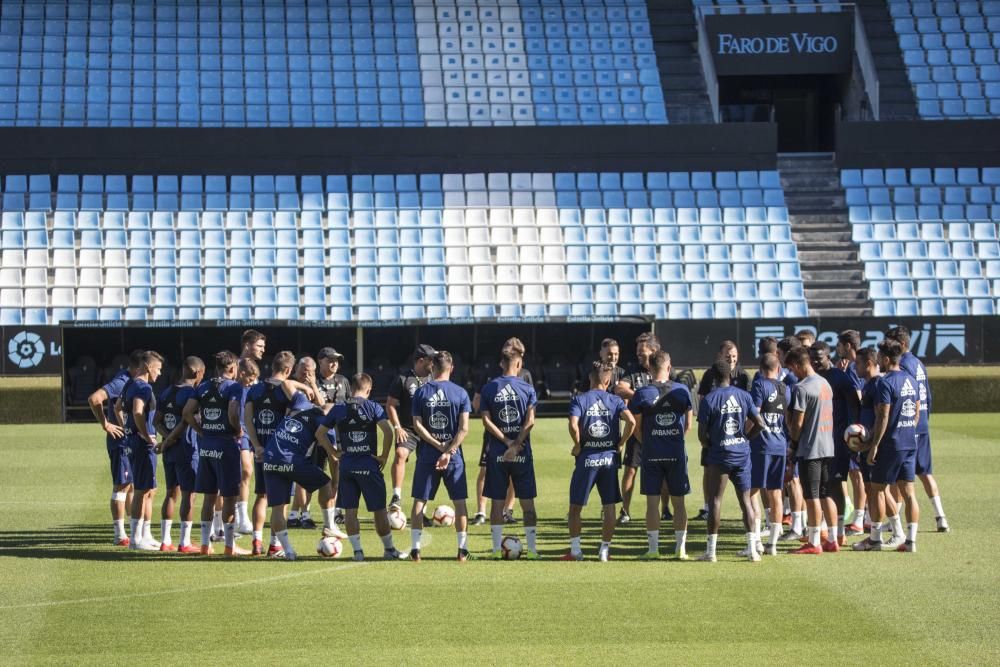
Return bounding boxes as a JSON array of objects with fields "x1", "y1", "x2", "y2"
[
  {"x1": 614, "y1": 332, "x2": 660, "y2": 526},
  {"x1": 387, "y1": 344, "x2": 436, "y2": 511}
]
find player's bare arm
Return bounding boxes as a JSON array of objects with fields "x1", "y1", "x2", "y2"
[
  {"x1": 568, "y1": 415, "x2": 581, "y2": 457},
  {"x1": 181, "y1": 397, "x2": 203, "y2": 436}
]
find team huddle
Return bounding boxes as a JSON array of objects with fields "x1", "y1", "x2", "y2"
[{"x1": 88, "y1": 326, "x2": 949, "y2": 562}]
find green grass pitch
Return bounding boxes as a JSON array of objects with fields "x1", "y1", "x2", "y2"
[{"x1": 0, "y1": 415, "x2": 997, "y2": 665}]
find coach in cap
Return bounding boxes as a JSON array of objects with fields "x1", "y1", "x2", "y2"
[{"x1": 317, "y1": 347, "x2": 351, "y2": 406}]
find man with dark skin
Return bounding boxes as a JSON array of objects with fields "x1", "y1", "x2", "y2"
[{"x1": 697, "y1": 360, "x2": 766, "y2": 562}]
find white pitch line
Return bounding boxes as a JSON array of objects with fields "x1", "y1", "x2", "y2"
[
  {"x1": 0, "y1": 501, "x2": 92, "y2": 505},
  {"x1": 0, "y1": 561, "x2": 366, "y2": 610}
]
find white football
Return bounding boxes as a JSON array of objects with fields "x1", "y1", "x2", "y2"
[
  {"x1": 388, "y1": 508, "x2": 407, "y2": 531},
  {"x1": 501, "y1": 535, "x2": 523, "y2": 560},
  {"x1": 432, "y1": 505, "x2": 455, "y2": 527},
  {"x1": 844, "y1": 423, "x2": 870, "y2": 453},
  {"x1": 316, "y1": 536, "x2": 343, "y2": 558}
]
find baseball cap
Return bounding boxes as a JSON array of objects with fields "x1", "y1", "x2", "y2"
[
  {"x1": 318, "y1": 347, "x2": 344, "y2": 362},
  {"x1": 414, "y1": 343, "x2": 437, "y2": 359}
]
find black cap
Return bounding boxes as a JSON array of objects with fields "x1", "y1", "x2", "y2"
[
  {"x1": 414, "y1": 344, "x2": 437, "y2": 359},
  {"x1": 318, "y1": 347, "x2": 344, "y2": 362}
]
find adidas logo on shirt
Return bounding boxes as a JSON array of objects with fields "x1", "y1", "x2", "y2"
[
  {"x1": 426, "y1": 389, "x2": 450, "y2": 407},
  {"x1": 720, "y1": 395, "x2": 743, "y2": 414},
  {"x1": 901, "y1": 379, "x2": 917, "y2": 397},
  {"x1": 495, "y1": 385, "x2": 518, "y2": 403},
  {"x1": 586, "y1": 399, "x2": 611, "y2": 417}
]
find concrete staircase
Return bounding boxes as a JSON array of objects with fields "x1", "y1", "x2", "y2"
[
  {"x1": 855, "y1": 0, "x2": 918, "y2": 120},
  {"x1": 777, "y1": 153, "x2": 873, "y2": 317},
  {"x1": 646, "y1": 0, "x2": 714, "y2": 124}
]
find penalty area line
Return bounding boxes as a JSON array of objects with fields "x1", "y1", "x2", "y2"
[{"x1": 0, "y1": 561, "x2": 366, "y2": 610}]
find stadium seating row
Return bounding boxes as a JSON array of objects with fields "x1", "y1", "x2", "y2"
[
  {"x1": 0, "y1": 169, "x2": 808, "y2": 323},
  {"x1": 845, "y1": 167, "x2": 1000, "y2": 316},
  {"x1": 0, "y1": 0, "x2": 669, "y2": 126},
  {"x1": 891, "y1": 0, "x2": 1000, "y2": 118}
]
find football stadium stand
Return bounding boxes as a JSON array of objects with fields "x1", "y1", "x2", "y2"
[{"x1": 0, "y1": 170, "x2": 808, "y2": 324}]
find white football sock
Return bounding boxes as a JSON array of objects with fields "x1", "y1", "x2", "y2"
[
  {"x1": 753, "y1": 516, "x2": 761, "y2": 540},
  {"x1": 212, "y1": 510, "x2": 223, "y2": 533},
  {"x1": 200, "y1": 522, "x2": 211, "y2": 546},
  {"x1": 746, "y1": 532, "x2": 756, "y2": 552},
  {"x1": 930, "y1": 496, "x2": 945, "y2": 518},
  {"x1": 113, "y1": 519, "x2": 125, "y2": 540},
  {"x1": 252, "y1": 530, "x2": 262, "y2": 542},
  {"x1": 301, "y1": 511, "x2": 312, "y2": 522},
  {"x1": 647, "y1": 530, "x2": 659, "y2": 553},
  {"x1": 161, "y1": 519, "x2": 172, "y2": 545},
  {"x1": 288, "y1": 510, "x2": 300, "y2": 521},
  {"x1": 674, "y1": 530, "x2": 687, "y2": 554},
  {"x1": 706, "y1": 533, "x2": 718, "y2": 557},
  {"x1": 322, "y1": 507, "x2": 337, "y2": 531},
  {"x1": 783, "y1": 497, "x2": 790, "y2": 514},
  {"x1": 792, "y1": 511, "x2": 804, "y2": 533},
  {"x1": 180, "y1": 521, "x2": 193, "y2": 547},
  {"x1": 829, "y1": 525, "x2": 839, "y2": 544},
  {"x1": 130, "y1": 518, "x2": 140, "y2": 543},
  {"x1": 380, "y1": 533, "x2": 394, "y2": 550},
  {"x1": 143, "y1": 521, "x2": 154, "y2": 543},
  {"x1": 235, "y1": 501, "x2": 248, "y2": 524},
  {"x1": 907, "y1": 523, "x2": 918, "y2": 542},
  {"x1": 599, "y1": 541, "x2": 610, "y2": 557},
  {"x1": 270, "y1": 533, "x2": 279, "y2": 547},
  {"x1": 410, "y1": 528, "x2": 422, "y2": 551},
  {"x1": 769, "y1": 522, "x2": 781, "y2": 547},
  {"x1": 393, "y1": 487, "x2": 402, "y2": 499},
  {"x1": 348, "y1": 534, "x2": 362, "y2": 552},
  {"x1": 837, "y1": 518, "x2": 845, "y2": 538},
  {"x1": 224, "y1": 523, "x2": 235, "y2": 549},
  {"x1": 890, "y1": 514, "x2": 904, "y2": 538},
  {"x1": 275, "y1": 529, "x2": 292, "y2": 555},
  {"x1": 808, "y1": 526, "x2": 821, "y2": 547},
  {"x1": 457, "y1": 531, "x2": 468, "y2": 550},
  {"x1": 569, "y1": 536, "x2": 582, "y2": 555},
  {"x1": 525, "y1": 526, "x2": 537, "y2": 553},
  {"x1": 853, "y1": 508, "x2": 865, "y2": 525},
  {"x1": 870, "y1": 522, "x2": 883, "y2": 543},
  {"x1": 491, "y1": 525, "x2": 503, "y2": 551}
]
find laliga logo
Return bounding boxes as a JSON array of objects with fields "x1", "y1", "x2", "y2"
[
  {"x1": 203, "y1": 408, "x2": 222, "y2": 421},
  {"x1": 429, "y1": 412, "x2": 449, "y2": 430},
  {"x1": 258, "y1": 409, "x2": 275, "y2": 425},
  {"x1": 7, "y1": 331, "x2": 44, "y2": 369},
  {"x1": 655, "y1": 412, "x2": 677, "y2": 427},
  {"x1": 589, "y1": 420, "x2": 610, "y2": 438}
]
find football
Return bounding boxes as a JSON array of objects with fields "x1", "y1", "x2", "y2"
[
  {"x1": 316, "y1": 536, "x2": 343, "y2": 558},
  {"x1": 500, "y1": 535, "x2": 523, "y2": 560},
  {"x1": 844, "y1": 423, "x2": 870, "y2": 452},
  {"x1": 388, "y1": 508, "x2": 407, "y2": 531},
  {"x1": 432, "y1": 505, "x2": 455, "y2": 527}
]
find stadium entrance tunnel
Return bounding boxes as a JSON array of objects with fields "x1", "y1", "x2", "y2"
[
  {"x1": 719, "y1": 74, "x2": 842, "y2": 153},
  {"x1": 699, "y1": 6, "x2": 878, "y2": 153}
]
